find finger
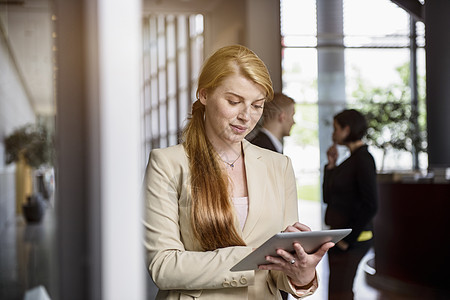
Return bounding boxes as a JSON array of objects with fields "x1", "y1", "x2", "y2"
[
  {"x1": 292, "y1": 242, "x2": 308, "y2": 259},
  {"x1": 284, "y1": 222, "x2": 312, "y2": 233},
  {"x1": 292, "y1": 222, "x2": 311, "y2": 232},
  {"x1": 258, "y1": 262, "x2": 284, "y2": 271},
  {"x1": 265, "y1": 254, "x2": 290, "y2": 267},
  {"x1": 312, "y1": 242, "x2": 335, "y2": 259},
  {"x1": 283, "y1": 225, "x2": 299, "y2": 232},
  {"x1": 314, "y1": 242, "x2": 335, "y2": 258},
  {"x1": 276, "y1": 249, "x2": 295, "y2": 264},
  {"x1": 329, "y1": 148, "x2": 337, "y2": 155}
]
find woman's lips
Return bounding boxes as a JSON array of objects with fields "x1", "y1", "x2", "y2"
[{"x1": 230, "y1": 124, "x2": 247, "y2": 134}]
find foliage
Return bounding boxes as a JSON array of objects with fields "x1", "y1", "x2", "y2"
[
  {"x1": 349, "y1": 63, "x2": 427, "y2": 170},
  {"x1": 297, "y1": 182, "x2": 320, "y2": 202},
  {"x1": 291, "y1": 103, "x2": 319, "y2": 147},
  {"x1": 4, "y1": 124, "x2": 54, "y2": 168}
]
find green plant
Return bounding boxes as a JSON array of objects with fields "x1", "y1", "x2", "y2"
[
  {"x1": 350, "y1": 63, "x2": 427, "y2": 170},
  {"x1": 4, "y1": 124, "x2": 54, "y2": 168}
]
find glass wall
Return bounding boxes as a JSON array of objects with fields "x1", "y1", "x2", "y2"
[
  {"x1": 281, "y1": 0, "x2": 426, "y2": 224},
  {"x1": 281, "y1": 0, "x2": 320, "y2": 214},
  {"x1": 142, "y1": 13, "x2": 204, "y2": 162}
]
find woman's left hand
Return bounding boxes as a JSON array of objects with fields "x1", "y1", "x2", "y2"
[{"x1": 258, "y1": 222, "x2": 334, "y2": 287}]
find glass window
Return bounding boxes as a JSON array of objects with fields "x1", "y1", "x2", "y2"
[
  {"x1": 281, "y1": 0, "x2": 317, "y2": 45},
  {"x1": 345, "y1": 48, "x2": 410, "y2": 95},
  {"x1": 281, "y1": 0, "x2": 320, "y2": 221},
  {"x1": 281, "y1": 0, "x2": 426, "y2": 175},
  {"x1": 344, "y1": 0, "x2": 409, "y2": 48},
  {"x1": 281, "y1": 0, "x2": 427, "y2": 226},
  {"x1": 282, "y1": 48, "x2": 318, "y2": 103},
  {"x1": 142, "y1": 13, "x2": 204, "y2": 154}
]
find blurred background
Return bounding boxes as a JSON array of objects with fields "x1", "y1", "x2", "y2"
[{"x1": 1, "y1": 0, "x2": 449, "y2": 299}]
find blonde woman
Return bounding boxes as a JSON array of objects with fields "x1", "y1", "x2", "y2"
[{"x1": 144, "y1": 45, "x2": 333, "y2": 299}]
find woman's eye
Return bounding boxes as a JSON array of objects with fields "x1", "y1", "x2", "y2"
[
  {"x1": 253, "y1": 103, "x2": 264, "y2": 109},
  {"x1": 228, "y1": 100, "x2": 240, "y2": 105}
]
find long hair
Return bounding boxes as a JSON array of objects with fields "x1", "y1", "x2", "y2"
[{"x1": 182, "y1": 45, "x2": 273, "y2": 251}]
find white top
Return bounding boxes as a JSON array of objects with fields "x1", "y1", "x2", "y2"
[{"x1": 232, "y1": 196, "x2": 249, "y2": 231}]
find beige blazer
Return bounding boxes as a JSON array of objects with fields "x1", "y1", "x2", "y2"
[{"x1": 143, "y1": 139, "x2": 317, "y2": 299}]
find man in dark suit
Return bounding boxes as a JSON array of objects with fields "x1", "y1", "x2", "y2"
[{"x1": 247, "y1": 92, "x2": 296, "y2": 154}]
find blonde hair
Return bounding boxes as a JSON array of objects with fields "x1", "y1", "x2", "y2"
[{"x1": 183, "y1": 45, "x2": 273, "y2": 251}]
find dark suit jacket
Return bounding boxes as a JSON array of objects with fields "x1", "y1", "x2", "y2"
[
  {"x1": 248, "y1": 130, "x2": 281, "y2": 153},
  {"x1": 323, "y1": 145, "x2": 378, "y2": 245}
]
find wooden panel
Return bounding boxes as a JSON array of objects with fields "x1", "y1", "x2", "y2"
[{"x1": 374, "y1": 182, "x2": 450, "y2": 291}]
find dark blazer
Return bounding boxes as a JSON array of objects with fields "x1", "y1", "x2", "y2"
[
  {"x1": 248, "y1": 130, "x2": 280, "y2": 153},
  {"x1": 323, "y1": 145, "x2": 378, "y2": 245}
]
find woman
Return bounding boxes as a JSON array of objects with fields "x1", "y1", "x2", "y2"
[
  {"x1": 144, "y1": 45, "x2": 333, "y2": 299},
  {"x1": 323, "y1": 109, "x2": 378, "y2": 300}
]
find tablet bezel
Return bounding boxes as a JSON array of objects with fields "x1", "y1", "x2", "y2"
[{"x1": 230, "y1": 228, "x2": 352, "y2": 272}]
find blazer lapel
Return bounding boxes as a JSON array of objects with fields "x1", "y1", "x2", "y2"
[{"x1": 241, "y1": 140, "x2": 268, "y2": 239}]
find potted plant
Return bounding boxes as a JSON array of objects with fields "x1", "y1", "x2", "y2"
[{"x1": 4, "y1": 123, "x2": 54, "y2": 223}]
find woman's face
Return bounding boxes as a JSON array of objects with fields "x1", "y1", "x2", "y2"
[
  {"x1": 281, "y1": 103, "x2": 296, "y2": 138},
  {"x1": 199, "y1": 73, "x2": 266, "y2": 148},
  {"x1": 332, "y1": 119, "x2": 350, "y2": 145}
]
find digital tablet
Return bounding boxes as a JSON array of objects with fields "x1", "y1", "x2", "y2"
[{"x1": 230, "y1": 229, "x2": 351, "y2": 272}]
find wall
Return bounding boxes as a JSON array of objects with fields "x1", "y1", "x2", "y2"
[
  {"x1": 205, "y1": 0, "x2": 282, "y2": 91},
  {"x1": 205, "y1": 0, "x2": 246, "y2": 53},
  {"x1": 245, "y1": 0, "x2": 282, "y2": 92},
  {"x1": 55, "y1": 0, "x2": 145, "y2": 298},
  {"x1": 0, "y1": 19, "x2": 35, "y2": 233},
  {"x1": 425, "y1": 0, "x2": 450, "y2": 168}
]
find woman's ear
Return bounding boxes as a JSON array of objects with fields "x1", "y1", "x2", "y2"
[
  {"x1": 199, "y1": 89, "x2": 207, "y2": 105},
  {"x1": 343, "y1": 125, "x2": 351, "y2": 137}
]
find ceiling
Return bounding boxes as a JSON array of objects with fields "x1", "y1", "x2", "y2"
[
  {"x1": 0, "y1": 0, "x2": 426, "y2": 118},
  {"x1": 0, "y1": 0, "x2": 224, "y2": 117},
  {"x1": 0, "y1": 0, "x2": 54, "y2": 116},
  {"x1": 143, "y1": 0, "x2": 221, "y2": 13}
]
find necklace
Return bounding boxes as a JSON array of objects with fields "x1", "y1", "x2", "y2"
[{"x1": 221, "y1": 153, "x2": 241, "y2": 170}]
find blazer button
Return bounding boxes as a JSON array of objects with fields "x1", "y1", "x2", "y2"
[
  {"x1": 240, "y1": 276, "x2": 248, "y2": 285},
  {"x1": 231, "y1": 279, "x2": 238, "y2": 287},
  {"x1": 222, "y1": 280, "x2": 231, "y2": 288}
]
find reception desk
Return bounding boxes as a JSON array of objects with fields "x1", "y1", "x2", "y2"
[{"x1": 366, "y1": 181, "x2": 450, "y2": 296}]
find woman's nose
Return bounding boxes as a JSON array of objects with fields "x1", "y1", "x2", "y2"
[{"x1": 238, "y1": 106, "x2": 251, "y2": 121}]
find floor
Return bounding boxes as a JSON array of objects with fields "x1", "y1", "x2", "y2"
[
  {"x1": 0, "y1": 200, "x2": 428, "y2": 300},
  {"x1": 295, "y1": 200, "x2": 380, "y2": 300},
  {"x1": 0, "y1": 205, "x2": 58, "y2": 300}
]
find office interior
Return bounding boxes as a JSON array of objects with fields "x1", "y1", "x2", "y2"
[{"x1": 1, "y1": 0, "x2": 449, "y2": 299}]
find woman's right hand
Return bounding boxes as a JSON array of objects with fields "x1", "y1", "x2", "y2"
[{"x1": 326, "y1": 144, "x2": 338, "y2": 169}]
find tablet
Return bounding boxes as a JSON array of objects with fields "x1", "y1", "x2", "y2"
[{"x1": 230, "y1": 228, "x2": 351, "y2": 272}]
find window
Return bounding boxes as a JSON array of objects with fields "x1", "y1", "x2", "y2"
[
  {"x1": 281, "y1": 0, "x2": 320, "y2": 222},
  {"x1": 281, "y1": 0, "x2": 426, "y2": 178},
  {"x1": 142, "y1": 13, "x2": 204, "y2": 161},
  {"x1": 281, "y1": 0, "x2": 426, "y2": 228}
]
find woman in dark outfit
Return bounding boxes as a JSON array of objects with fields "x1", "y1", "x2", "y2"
[{"x1": 323, "y1": 109, "x2": 378, "y2": 300}]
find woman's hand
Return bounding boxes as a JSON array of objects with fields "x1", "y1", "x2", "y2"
[
  {"x1": 336, "y1": 240, "x2": 349, "y2": 251},
  {"x1": 326, "y1": 144, "x2": 338, "y2": 169},
  {"x1": 258, "y1": 222, "x2": 334, "y2": 287}
]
